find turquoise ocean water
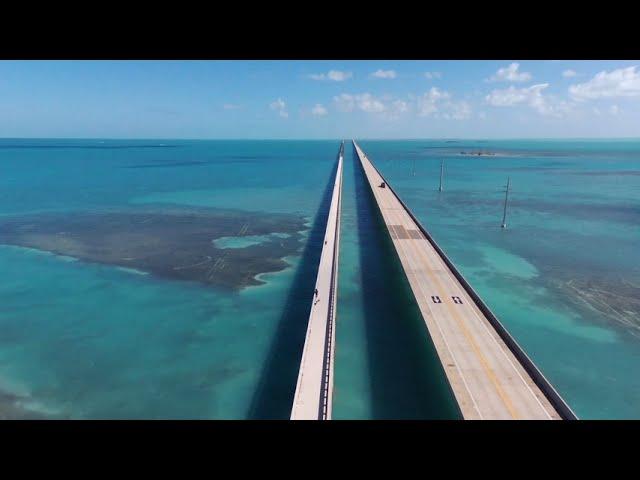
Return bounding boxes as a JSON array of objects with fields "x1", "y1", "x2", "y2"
[{"x1": 0, "y1": 138, "x2": 638, "y2": 418}]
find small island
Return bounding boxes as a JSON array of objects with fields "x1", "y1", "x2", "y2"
[{"x1": 459, "y1": 150, "x2": 497, "y2": 156}]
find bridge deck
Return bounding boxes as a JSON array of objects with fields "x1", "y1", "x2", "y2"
[
  {"x1": 290, "y1": 142, "x2": 343, "y2": 420},
  {"x1": 354, "y1": 140, "x2": 564, "y2": 420}
]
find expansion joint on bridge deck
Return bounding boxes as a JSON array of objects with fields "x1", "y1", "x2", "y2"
[{"x1": 352, "y1": 140, "x2": 575, "y2": 421}]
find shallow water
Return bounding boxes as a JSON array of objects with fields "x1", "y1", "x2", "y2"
[
  {"x1": 333, "y1": 145, "x2": 460, "y2": 419},
  {"x1": 0, "y1": 138, "x2": 639, "y2": 419},
  {"x1": 354, "y1": 139, "x2": 640, "y2": 419},
  {"x1": 0, "y1": 208, "x2": 306, "y2": 289},
  {"x1": 0, "y1": 139, "x2": 335, "y2": 418}
]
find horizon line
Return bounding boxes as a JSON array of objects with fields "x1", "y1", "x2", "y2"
[{"x1": 1, "y1": 136, "x2": 640, "y2": 141}]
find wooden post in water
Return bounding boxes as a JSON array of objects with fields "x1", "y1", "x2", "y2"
[
  {"x1": 439, "y1": 159, "x2": 444, "y2": 192},
  {"x1": 501, "y1": 177, "x2": 511, "y2": 229}
]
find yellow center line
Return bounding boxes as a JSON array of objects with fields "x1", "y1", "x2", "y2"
[
  {"x1": 361, "y1": 153, "x2": 520, "y2": 419},
  {"x1": 405, "y1": 233, "x2": 520, "y2": 419},
  {"x1": 387, "y1": 193, "x2": 520, "y2": 419},
  {"x1": 358, "y1": 157, "x2": 483, "y2": 418},
  {"x1": 374, "y1": 202, "x2": 483, "y2": 416},
  {"x1": 423, "y1": 236, "x2": 554, "y2": 420},
  {"x1": 381, "y1": 197, "x2": 518, "y2": 418}
]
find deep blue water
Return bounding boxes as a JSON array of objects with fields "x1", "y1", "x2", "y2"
[{"x1": 0, "y1": 138, "x2": 639, "y2": 419}]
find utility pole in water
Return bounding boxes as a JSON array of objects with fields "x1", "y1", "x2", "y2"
[
  {"x1": 501, "y1": 177, "x2": 511, "y2": 229},
  {"x1": 439, "y1": 159, "x2": 444, "y2": 192}
]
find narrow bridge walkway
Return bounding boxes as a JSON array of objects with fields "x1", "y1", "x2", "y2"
[{"x1": 291, "y1": 141, "x2": 344, "y2": 420}]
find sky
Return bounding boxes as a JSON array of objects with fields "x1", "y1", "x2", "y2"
[{"x1": 1, "y1": 60, "x2": 640, "y2": 139}]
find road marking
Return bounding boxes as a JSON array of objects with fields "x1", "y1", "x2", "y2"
[
  {"x1": 357, "y1": 149, "x2": 482, "y2": 419},
  {"x1": 380, "y1": 181, "x2": 520, "y2": 419},
  {"x1": 355, "y1": 142, "x2": 561, "y2": 419}
]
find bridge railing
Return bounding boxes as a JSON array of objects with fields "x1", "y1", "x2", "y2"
[{"x1": 352, "y1": 140, "x2": 578, "y2": 420}]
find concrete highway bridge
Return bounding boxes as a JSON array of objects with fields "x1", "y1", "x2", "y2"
[{"x1": 290, "y1": 140, "x2": 576, "y2": 420}]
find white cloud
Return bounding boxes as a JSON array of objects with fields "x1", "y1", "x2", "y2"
[
  {"x1": 486, "y1": 84, "x2": 544, "y2": 107},
  {"x1": 333, "y1": 89, "x2": 468, "y2": 120},
  {"x1": 381, "y1": 99, "x2": 410, "y2": 120},
  {"x1": 333, "y1": 94, "x2": 356, "y2": 112},
  {"x1": 332, "y1": 93, "x2": 412, "y2": 120},
  {"x1": 311, "y1": 103, "x2": 328, "y2": 116},
  {"x1": 223, "y1": 103, "x2": 241, "y2": 110},
  {"x1": 485, "y1": 83, "x2": 570, "y2": 117},
  {"x1": 309, "y1": 70, "x2": 352, "y2": 82},
  {"x1": 488, "y1": 62, "x2": 532, "y2": 82},
  {"x1": 328, "y1": 70, "x2": 352, "y2": 81},
  {"x1": 609, "y1": 104, "x2": 620, "y2": 115},
  {"x1": 333, "y1": 93, "x2": 386, "y2": 113},
  {"x1": 269, "y1": 98, "x2": 288, "y2": 118},
  {"x1": 562, "y1": 69, "x2": 577, "y2": 78},
  {"x1": 417, "y1": 87, "x2": 471, "y2": 120},
  {"x1": 418, "y1": 87, "x2": 450, "y2": 116},
  {"x1": 356, "y1": 93, "x2": 386, "y2": 113},
  {"x1": 391, "y1": 99, "x2": 408, "y2": 114},
  {"x1": 569, "y1": 66, "x2": 640, "y2": 100},
  {"x1": 371, "y1": 69, "x2": 397, "y2": 79},
  {"x1": 270, "y1": 98, "x2": 285, "y2": 110},
  {"x1": 424, "y1": 71, "x2": 442, "y2": 80},
  {"x1": 443, "y1": 101, "x2": 472, "y2": 120}
]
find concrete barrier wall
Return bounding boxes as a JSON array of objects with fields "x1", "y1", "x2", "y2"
[{"x1": 353, "y1": 141, "x2": 578, "y2": 420}]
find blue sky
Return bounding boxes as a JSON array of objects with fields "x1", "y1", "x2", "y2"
[{"x1": 1, "y1": 60, "x2": 639, "y2": 139}]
